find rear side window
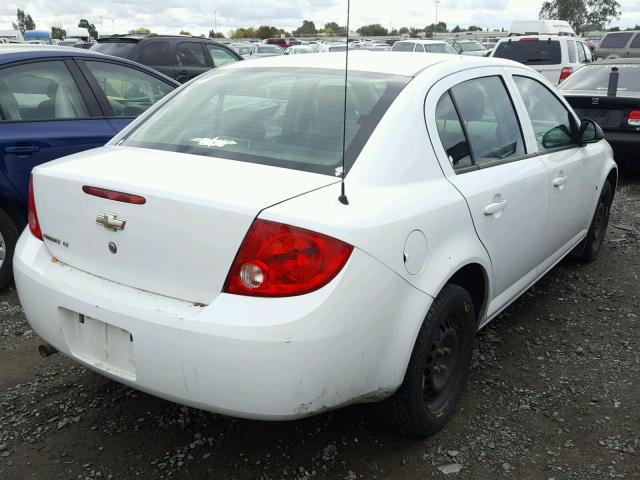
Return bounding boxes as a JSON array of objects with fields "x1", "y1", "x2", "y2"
[
  {"x1": 449, "y1": 76, "x2": 525, "y2": 167},
  {"x1": 514, "y1": 76, "x2": 577, "y2": 151},
  {"x1": 120, "y1": 68, "x2": 409, "y2": 176},
  {"x1": 415, "y1": 44, "x2": 425, "y2": 52},
  {"x1": 392, "y1": 42, "x2": 415, "y2": 52},
  {"x1": 630, "y1": 34, "x2": 640, "y2": 48},
  {"x1": 600, "y1": 33, "x2": 633, "y2": 49},
  {"x1": 92, "y1": 41, "x2": 137, "y2": 58},
  {"x1": 84, "y1": 61, "x2": 175, "y2": 117},
  {"x1": 577, "y1": 42, "x2": 586, "y2": 63},
  {"x1": 176, "y1": 42, "x2": 207, "y2": 67},
  {"x1": 205, "y1": 44, "x2": 238, "y2": 67},
  {"x1": 567, "y1": 40, "x2": 577, "y2": 63},
  {"x1": 493, "y1": 39, "x2": 561, "y2": 65},
  {"x1": 0, "y1": 60, "x2": 88, "y2": 121},
  {"x1": 138, "y1": 42, "x2": 171, "y2": 66}
]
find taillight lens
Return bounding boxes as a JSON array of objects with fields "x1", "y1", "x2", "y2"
[
  {"x1": 28, "y1": 176, "x2": 43, "y2": 240},
  {"x1": 559, "y1": 67, "x2": 573, "y2": 83},
  {"x1": 628, "y1": 110, "x2": 640, "y2": 126},
  {"x1": 224, "y1": 219, "x2": 353, "y2": 297}
]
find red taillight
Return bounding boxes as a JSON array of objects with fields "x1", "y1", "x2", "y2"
[
  {"x1": 28, "y1": 176, "x2": 43, "y2": 240},
  {"x1": 224, "y1": 219, "x2": 353, "y2": 297},
  {"x1": 628, "y1": 110, "x2": 640, "y2": 126},
  {"x1": 559, "y1": 67, "x2": 573, "y2": 83},
  {"x1": 82, "y1": 186, "x2": 146, "y2": 205},
  {"x1": 520, "y1": 37, "x2": 539, "y2": 42}
]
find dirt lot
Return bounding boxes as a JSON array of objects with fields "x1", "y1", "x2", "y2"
[{"x1": 1, "y1": 175, "x2": 639, "y2": 480}]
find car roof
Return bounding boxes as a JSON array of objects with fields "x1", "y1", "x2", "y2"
[
  {"x1": 597, "y1": 57, "x2": 640, "y2": 64},
  {"x1": 498, "y1": 35, "x2": 577, "y2": 42},
  {"x1": 227, "y1": 50, "x2": 520, "y2": 77},
  {"x1": 396, "y1": 40, "x2": 448, "y2": 44},
  {"x1": 0, "y1": 45, "x2": 180, "y2": 84}
]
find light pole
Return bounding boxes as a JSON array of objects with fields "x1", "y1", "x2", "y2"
[
  {"x1": 435, "y1": 0, "x2": 440, "y2": 27},
  {"x1": 214, "y1": 10, "x2": 217, "y2": 37}
]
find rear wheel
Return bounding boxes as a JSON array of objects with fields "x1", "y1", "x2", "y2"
[
  {"x1": 572, "y1": 181, "x2": 612, "y2": 263},
  {"x1": 0, "y1": 208, "x2": 19, "y2": 290},
  {"x1": 377, "y1": 284, "x2": 475, "y2": 437}
]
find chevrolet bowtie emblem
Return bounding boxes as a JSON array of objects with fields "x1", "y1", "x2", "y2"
[{"x1": 96, "y1": 213, "x2": 126, "y2": 232}]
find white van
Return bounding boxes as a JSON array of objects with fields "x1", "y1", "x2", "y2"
[
  {"x1": 490, "y1": 35, "x2": 592, "y2": 84},
  {"x1": 510, "y1": 20, "x2": 576, "y2": 37}
]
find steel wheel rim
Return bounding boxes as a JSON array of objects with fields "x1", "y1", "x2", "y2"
[
  {"x1": 591, "y1": 199, "x2": 608, "y2": 253},
  {"x1": 422, "y1": 313, "x2": 464, "y2": 414},
  {"x1": 0, "y1": 230, "x2": 5, "y2": 269}
]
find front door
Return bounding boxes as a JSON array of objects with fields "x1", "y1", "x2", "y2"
[
  {"x1": 428, "y1": 71, "x2": 550, "y2": 315},
  {"x1": 175, "y1": 41, "x2": 210, "y2": 83},
  {"x1": 511, "y1": 75, "x2": 597, "y2": 266}
]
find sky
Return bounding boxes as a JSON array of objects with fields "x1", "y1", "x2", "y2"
[{"x1": 2, "y1": 0, "x2": 640, "y2": 36}]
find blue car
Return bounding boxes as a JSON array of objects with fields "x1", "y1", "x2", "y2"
[{"x1": 0, "y1": 45, "x2": 180, "y2": 288}]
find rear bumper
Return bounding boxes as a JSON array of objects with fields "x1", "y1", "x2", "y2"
[
  {"x1": 14, "y1": 231, "x2": 431, "y2": 420},
  {"x1": 604, "y1": 130, "x2": 640, "y2": 158}
]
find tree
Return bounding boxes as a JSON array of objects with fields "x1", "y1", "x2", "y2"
[
  {"x1": 51, "y1": 25, "x2": 66, "y2": 40},
  {"x1": 398, "y1": 27, "x2": 410, "y2": 35},
  {"x1": 451, "y1": 25, "x2": 462, "y2": 33},
  {"x1": 539, "y1": 0, "x2": 621, "y2": 33},
  {"x1": 389, "y1": 29, "x2": 399, "y2": 36},
  {"x1": 12, "y1": 9, "x2": 35, "y2": 34},
  {"x1": 256, "y1": 25, "x2": 282, "y2": 39},
  {"x1": 78, "y1": 19, "x2": 98, "y2": 39},
  {"x1": 425, "y1": 21, "x2": 448, "y2": 33},
  {"x1": 179, "y1": 30, "x2": 192, "y2": 36},
  {"x1": 129, "y1": 27, "x2": 151, "y2": 34},
  {"x1": 356, "y1": 24, "x2": 388, "y2": 36},
  {"x1": 468, "y1": 25, "x2": 483, "y2": 31},
  {"x1": 293, "y1": 20, "x2": 316, "y2": 36},
  {"x1": 208, "y1": 29, "x2": 225, "y2": 38},
  {"x1": 230, "y1": 27, "x2": 258, "y2": 39}
]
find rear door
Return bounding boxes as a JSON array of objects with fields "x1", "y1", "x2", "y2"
[
  {"x1": 626, "y1": 33, "x2": 640, "y2": 58},
  {"x1": 75, "y1": 58, "x2": 177, "y2": 133},
  {"x1": 132, "y1": 40, "x2": 174, "y2": 78},
  {"x1": 0, "y1": 58, "x2": 114, "y2": 202},
  {"x1": 174, "y1": 41, "x2": 210, "y2": 83},
  {"x1": 426, "y1": 67, "x2": 549, "y2": 315},
  {"x1": 511, "y1": 73, "x2": 598, "y2": 268}
]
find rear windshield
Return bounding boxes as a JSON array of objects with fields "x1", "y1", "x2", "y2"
[
  {"x1": 600, "y1": 32, "x2": 633, "y2": 49},
  {"x1": 256, "y1": 46, "x2": 282, "y2": 54},
  {"x1": 120, "y1": 68, "x2": 409, "y2": 175},
  {"x1": 425, "y1": 43, "x2": 453, "y2": 53},
  {"x1": 493, "y1": 39, "x2": 561, "y2": 65},
  {"x1": 460, "y1": 42, "x2": 485, "y2": 52},
  {"x1": 92, "y1": 41, "x2": 137, "y2": 58},
  {"x1": 392, "y1": 42, "x2": 415, "y2": 52},
  {"x1": 559, "y1": 64, "x2": 640, "y2": 95}
]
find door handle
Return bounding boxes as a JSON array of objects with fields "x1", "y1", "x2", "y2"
[
  {"x1": 4, "y1": 146, "x2": 40, "y2": 156},
  {"x1": 483, "y1": 200, "x2": 508, "y2": 216},
  {"x1": 553, "y1": 175, "x2": 568, "y2": 187}
]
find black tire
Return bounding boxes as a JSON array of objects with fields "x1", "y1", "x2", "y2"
[
  {"x1": 0, "y1": 208, "x2": 19, "y2": 290},
  {"x1": 571, "y1": 181, "x2": 613, "y2": 263},
  {"x1": 377, "y1": 284, "x2": 475, "y2": 437}
]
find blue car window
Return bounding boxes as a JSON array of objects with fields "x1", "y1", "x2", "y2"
[
  {"x1": 0, "y1": 61, "x2": 88, "y2": 121},
  {"x1": 84, "y1": 61, "x2": 175, "y2": 117}
]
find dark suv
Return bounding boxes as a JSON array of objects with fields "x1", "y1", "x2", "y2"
[{"x1": 92, "y1": 34, "x2": 242, "y2": 83}]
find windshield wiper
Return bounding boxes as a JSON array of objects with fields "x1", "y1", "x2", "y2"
[{"x1": 525, "y1": 58, "x2": 549, "y2": 62}]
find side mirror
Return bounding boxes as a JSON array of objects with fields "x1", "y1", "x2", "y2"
[{"x1": 579, "y1": 119, "x2": 604, "y2": 144}]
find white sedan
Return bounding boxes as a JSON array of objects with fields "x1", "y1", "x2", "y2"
[{"x1": 15, "y1": 52, "x2": 616, "y2": 436}]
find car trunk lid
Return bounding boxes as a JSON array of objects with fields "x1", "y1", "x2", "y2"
[
  {"x1": 32, "y1": 146, "x2": 338, "y2": 304},
  {"x1": 565, "y1": 93, "x2": 640, "y2": 130}
]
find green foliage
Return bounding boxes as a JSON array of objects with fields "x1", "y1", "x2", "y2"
[
  {"x1": 256, "y1": 25, "x2": 284, "y2": 39},
  {"x1": 179, "y1": 30, "x2": 192, "y2": 36},
  {"x1": 539, "y1": 0, "x2": 621, "y2": 33},
  {"x1": 78, "y1": 19, "x2": 98, "y2": 39},
  {"x1": 425, "y1": 22, "x2": 448, "y2": 33},
  {"x1": 12, "y1": 8, "x2": 35, "y2": 34},
  {"x1": 51, "y1": 25, "x2": 66, "y2": 40},
  {"x1": 209, "y1": 29, "x2": 225, "y2": 38},
  {"x1": 293, "y1": 20, "x2": 316, "y2": 36},
  {"x1": 129, "y1": 27, "x2": 151, "y2": 34},
  {"x1": 451, "y1": 25, "x2": 462, "y2": 33},
  {"x1": 230, "y1": 27, "x2": 257, "y2": 39},
  {"x1": 356, "y1": 24, "x2": 388, "y2": 36}
]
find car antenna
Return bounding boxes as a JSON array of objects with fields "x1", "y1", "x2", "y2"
[{"x1": 338, "y1": 0, "x2": 351, "y2": 206}]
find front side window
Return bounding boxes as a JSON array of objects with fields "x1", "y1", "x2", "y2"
[
  {"x1": 0, "y1": 60, "x2": 88, "y2": 121},
  {"x1": 84, "y1": 61, "x2": 175, "y2": 117},
  {"x1": 449, "y1": 76, "x2": 525, "y2": 167},
  {"x1": 176, "y1": 42, "x2": 207, "y2": 67},
  {"x1": 206, "y1": 45, "x2": 238, "y2": 67},
  {"x1": 514, "y1": 75, "x2": 577, "y2": 151},
  {"x1": 120, "y1": 68, "x2": 409, "y2": 175}
]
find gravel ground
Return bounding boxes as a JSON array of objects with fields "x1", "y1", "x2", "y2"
[{"x1": 1, "y1": 175, "x2": 639, "y2": 480}]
